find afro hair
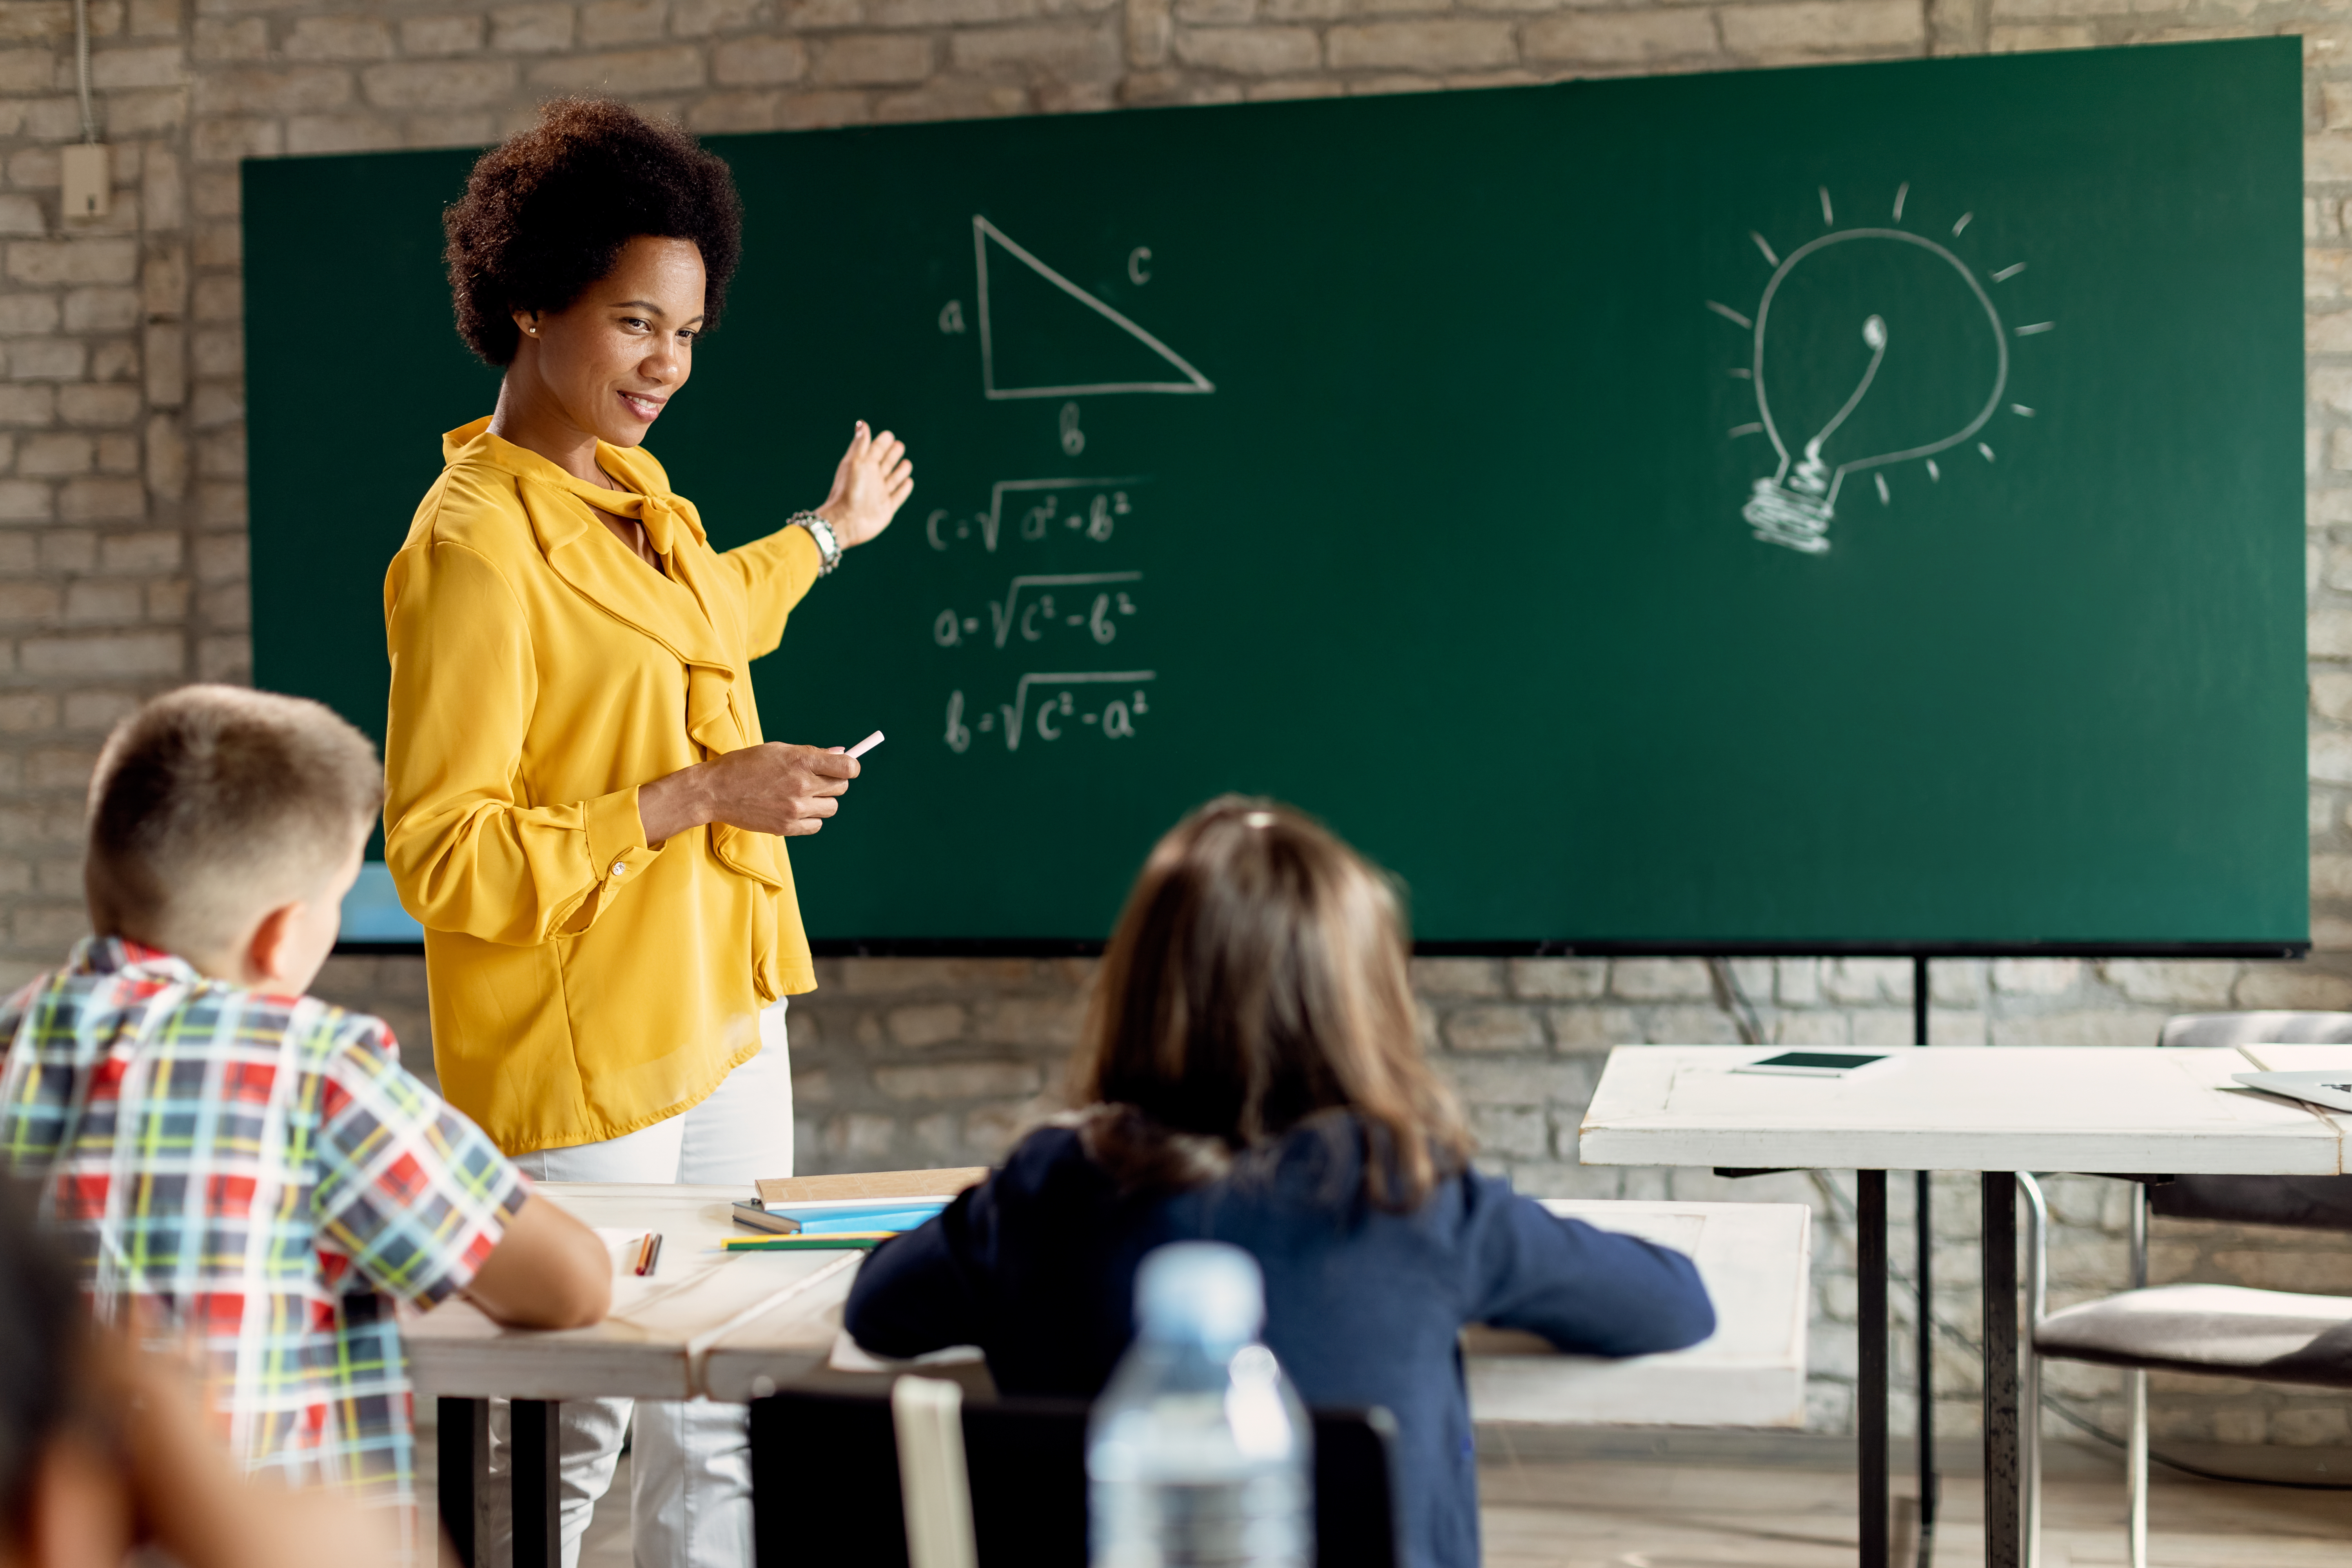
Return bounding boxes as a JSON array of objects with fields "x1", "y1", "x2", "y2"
[{"x1": 443, "y1": 98, "x2": 744, "y2": 367}]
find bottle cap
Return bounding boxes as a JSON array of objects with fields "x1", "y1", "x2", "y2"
[{"x1": 1134, "y1": 1241, "x2": 1263, "y2": 1343}]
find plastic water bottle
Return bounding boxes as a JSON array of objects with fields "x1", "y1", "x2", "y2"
[{"x1": 1087, "y1": 1241, "x2": 1312, "y2": 1568}]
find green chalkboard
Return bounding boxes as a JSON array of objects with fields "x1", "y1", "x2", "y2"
[{"x1": 246, "y1": 39, "x2": 2308, "y2": 954}]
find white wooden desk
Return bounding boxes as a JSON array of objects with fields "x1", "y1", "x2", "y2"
[
  {"x1": 416, "y1": 1184, "x2": 1814, "y2": 1565},
  {"x1": 407, "y1": 1183, "x2": 858, "y2": 1568},
  {"x1": 1461, "y1": 1200, "x2": 1811, "y2": 1426},
  {"x1": 702, "y1": 1198, "x2": 1816, "y2": 1428},
  {"x1": 1577, "y1": 1043, "x2": 2352, "y2": 1568}
]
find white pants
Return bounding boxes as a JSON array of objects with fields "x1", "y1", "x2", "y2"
[{"x1": 494, "y1": 1002, "x2": 794, "y2": 1568}]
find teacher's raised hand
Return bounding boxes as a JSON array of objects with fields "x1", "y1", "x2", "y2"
[
  {"x1": 814, "y1": 420, "x2": 914, "y2": 547},
  {"x1": 639, "y1": 742, "x2": 861, "y2": 843}
]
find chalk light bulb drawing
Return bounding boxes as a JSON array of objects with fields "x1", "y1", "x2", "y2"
[{"x1": 1714, "y1": 189, "x2": 2050, "y2": 555}]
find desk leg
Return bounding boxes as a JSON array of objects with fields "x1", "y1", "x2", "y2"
[
  {"x1": 437, "y1": 1398, "x2": 488, "y2": 1568},
  {"x1": 1859, "y1": 1170, "x2": 1888, "y2": 1568},
  {"x1": 1915, "y1": 1168, "x2": 1937, "y2": 1567},
  {"x1": 1982, "y1": 1174, "x2": 2021, "y2": 1568},
  {"x1": 512, "y1": 1399, "x2": 562, "y2": 1568}
]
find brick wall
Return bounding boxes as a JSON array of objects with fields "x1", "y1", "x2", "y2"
[{"x1": 9, "y1": 0, "x2": 2352, "y2": 1448}]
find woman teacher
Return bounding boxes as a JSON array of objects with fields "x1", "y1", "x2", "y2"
[{"x1": 381, "y1": 99, "x2": 911, "y2": 1566}]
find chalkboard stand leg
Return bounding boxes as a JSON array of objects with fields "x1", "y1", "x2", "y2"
[
  {"x1": 1914, "y1": 956, "x2": 1937, "y2": 1568},
  {"x1": 1859, "y1": 1170, "x2": 1889, "y2": 1568}
]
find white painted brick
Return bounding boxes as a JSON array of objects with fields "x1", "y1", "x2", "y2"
[
  {"x1": 45, "y1": 381, "x2": 132, "y2": 434},
  {"x1": 1327, "y1": 20, "x2": 1516, "y2": 71},
  {"x1": 99, "y1": 531, "x2": 179, "y2": 573},
  {"x1": 361, "y1": 60, "x2": 520, "y2": 110},
  {"x1": 526, "y1": 44, "x2": 706, "y2": 92},
  {"x1": 1991, "y1": 957, "x2": 2080, "y2": 995},
  {"x1": 1174, "y1": 26, "x2": 1319, "y2": 72},
  {"x1": 0, "y1": 481, "x2": 52, "y2": 521},
  {"x1": 713, "y1": 37, "x2": 810, "y2": 85},
  {"x1": 0, "y1": 386, "x2": 58, "y2": 427},
  {"x1": 675, "y1": 0, "x2": 764, "y2": 33},
  {"x1": 7, "y1": 239, "x2": 138, "y2": 287},
  {"x1": 2234, "y1": 964, "x2": 2352, "y2": 1010},
  {"x1": 192, "y1": 18, "x2": 268, "y2": 63},
  {"x1": 15, "y1": 434, "x2": 90, "y2": 477},
  {"x1": 1720, "y1": 0, "x2": 1922, "y2": 53},
  {"x1": 1610, "y1": 956, "x2": 1713, "y2": 1000},
  {"x1": 871, "y1": 1060, "x2": 1041, "y2": 1099},
  {"x1": 492, "y1": 5, "x2": 578, "y2": 53},
  {"x1": 59, "y1": 478, "x2": 144, "y2": 522},
  {"x1": 400, "y1": 15, "x2": 486, "y2": 55},
  {"x1": 90, "y1": 44, "x2": 187, "y2": 89},
  {"x1": 1443, "y1": 1004, "x2": 1547, "y2": 1051},
  {"x1": 1526, "y1": 9, "x2": 1719, "y2": 64},
  {"x1": 581, "y1": 0, "x2": 668, "y2": 45},
  {"x1": 194, "y1": 65, "x2": 352, "y2": 116},
  {"x1": 20, "y1": 631, "x2": 181, "y2": 678},
  {"x1": 1507, "y1": 957, "x2": 1607, "y2": 999},
  {"x1": 2097, "y1": 959, "x2": 2238, "y2": 1008},
  {"x1": 195, "y1": 633, "x2": 249, "y2": 682}
]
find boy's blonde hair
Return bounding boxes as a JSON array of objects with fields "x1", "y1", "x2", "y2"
[
  {"x1": 83, "y1": 686, "x2": 385, "y2": 960},
  {"x1": 1071, "y1": 795, "x2": 1473, "y2": 1212}
]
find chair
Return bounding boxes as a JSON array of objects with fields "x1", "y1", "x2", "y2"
[
  {"x1": 749, "y1": 1381, "x2": 1402, "y2": 1568},
  {"x1": 2018, "y1": 1009, "x2": 2352, "y2": 1568}
]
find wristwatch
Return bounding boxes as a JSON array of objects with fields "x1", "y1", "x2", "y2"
[{"x1": 790, "y1": 511, "x2": 842, "y2": 575}]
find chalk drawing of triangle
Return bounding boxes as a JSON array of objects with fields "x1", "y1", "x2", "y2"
[{"x1": 974, "y1": 216, "x2": 1214, "y2": 400}]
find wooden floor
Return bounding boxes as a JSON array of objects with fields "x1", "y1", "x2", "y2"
[
  {"x1": 1477, "y1": 1449, "x2": 2352, "y2": 1568},
  {"x1": 483, "y1": 1439, "x2": 2352, "y2": 1567}
]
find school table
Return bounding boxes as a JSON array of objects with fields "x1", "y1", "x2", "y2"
[
  {"x1": 405, "y1": 1182, "x2": 862, "y2": 1568},
  {"x1": 701, "y1": 1197, "x2": 1815, "y2": 1428},
  {"x1": 1577, "y1": 1044, "x2": 2352, "y2": 1568},
  {"x1": 409, "y1": 1185, "x2": 1814, "y2": 1566}
]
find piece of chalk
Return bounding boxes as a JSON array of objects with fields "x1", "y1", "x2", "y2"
[{"x1": 845, "y1": 731, "x2": 885, "y2": 759}]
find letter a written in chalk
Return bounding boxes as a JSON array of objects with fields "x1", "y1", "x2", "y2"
[{"x1": 972, "y1": 216, "x2": 1215, "y2": 401}]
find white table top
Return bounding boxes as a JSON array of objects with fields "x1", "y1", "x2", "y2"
[
  {"x1": 408, "y1": 1185, "x2": 1813, "y2": 1429},
  {"x1": 402, "y1": 1183, "x2": 860, "y2": 1400},
  {"x1": 703, "y1": 1198, "x2": 1811, "y2": 1428},
  {"x1": 1578, "y1": 1046, "x2": 2352, "y2": 1174}
]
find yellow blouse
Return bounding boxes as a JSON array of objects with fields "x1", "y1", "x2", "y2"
[{"x1": 382, "y1": 417, "x2": 823, "y2": 1155}]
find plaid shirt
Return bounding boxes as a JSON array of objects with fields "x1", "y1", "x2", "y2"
[{"x1": 0, "y1": 935, "x2": 529, "y2": 1509}]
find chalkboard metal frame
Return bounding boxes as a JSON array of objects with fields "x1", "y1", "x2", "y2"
[
  {"x1": 276, "y1": 38, "x2": 2310, "y2": 966},
  {"x1": 334, "y1": 936, "x2": 2308, "y2": 958}
]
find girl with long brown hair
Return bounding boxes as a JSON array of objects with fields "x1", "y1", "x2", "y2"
[{"x1": 847, "y1": 797, "x2": 1715, "y2": 1568}]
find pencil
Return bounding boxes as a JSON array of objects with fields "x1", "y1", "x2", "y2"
[
  {"x1": 720, "y1": 1232, "x2": 895, "y2": 1251},
  {"x1": 637, "y1": 1232, "x2": 663, "y2": 1276}
]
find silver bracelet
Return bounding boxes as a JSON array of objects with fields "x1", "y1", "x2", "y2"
[{"x1": 791, "y1": 511, "x2": 842, "y2": 575}]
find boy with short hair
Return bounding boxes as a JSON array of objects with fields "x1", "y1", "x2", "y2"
[{"x1": 0, "y1": 685, "x2": 611, "y2": 1519}]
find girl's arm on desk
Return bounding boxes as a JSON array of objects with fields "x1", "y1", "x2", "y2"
[
  {"x1": 843, "y1": 1184, "x2": 991, "y2": 1358},
  {"x1": 1460, "y1": 1177, "x2": 1716, "y2": 1356}
]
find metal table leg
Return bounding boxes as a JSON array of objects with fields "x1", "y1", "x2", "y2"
[
  {"x1": 1982, "y1": 1174, "x2": 2021, "y2": 1568},
  {"x1": 437, "y1": 1397, "x2": 488, "y2": 1568},
  {"x1": 512, "y1": 1399, "x2": 563, "y2": 1568},
  {"x1": 1859, "y1": 1170, "x2": 1888, "y2": 1568}
]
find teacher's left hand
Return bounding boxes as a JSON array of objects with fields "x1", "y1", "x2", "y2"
[{"x1": 817, "y1": 420, "x2": 913, "y2": 547}]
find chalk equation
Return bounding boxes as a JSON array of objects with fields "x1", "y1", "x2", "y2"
[
  {"x1": 924, "y1": 475, "x2": 1145, "y2": 553},
  {"x1": 933, "y1": 572, "x2": 1141, "y2": 650},
  {"x1": 943, "y1": 673, "x2": 1156, "y2": 753}
]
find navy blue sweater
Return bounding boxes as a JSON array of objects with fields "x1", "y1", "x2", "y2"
[{"x1": 844, "y1": 1121, "x2": 1715, "y2": 1568}]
